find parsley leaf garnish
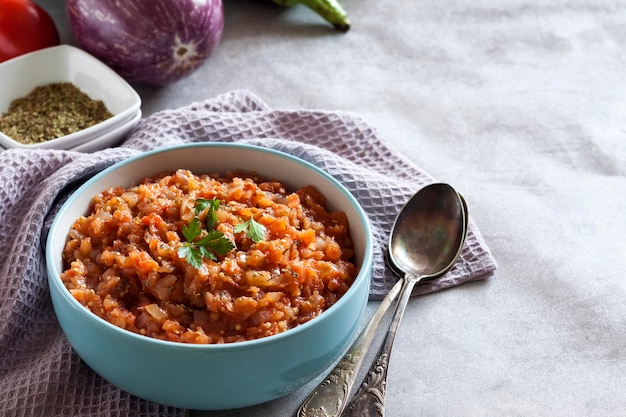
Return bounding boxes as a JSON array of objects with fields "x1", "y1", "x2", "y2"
[
  {"x1": 178, "y1": 200, "x2": 235, "y2": 269},
  {"x1": 194, "y1": 198, "x2": 220, "y2": 230},
  {"x1": 196, "y1": 230, "x2": 236, "y2": 256},
  {"x1": 182, "y1": 218, "x2": 202, "y2": 242},
  {"x1": 178, "y1": 244, "x2": 205, "y2": 269},
  {"x1": 234, "y1": 217, "x2": 267, "y2": 242}
]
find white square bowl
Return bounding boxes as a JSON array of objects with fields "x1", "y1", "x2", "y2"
[
  {"x1": 0, "y1": 45, "x2": 141, "y2": 150},
  {"x1": 71, "y1": 109, "x2": 142, "y2": 153}
]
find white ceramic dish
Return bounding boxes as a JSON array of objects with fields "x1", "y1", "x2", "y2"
[
  {"x1": 71, "y1": 109, "x2": 141, "y2": 153},
  {"x1": 0, "y1": 45, "x2": 141, "y2": 150}
]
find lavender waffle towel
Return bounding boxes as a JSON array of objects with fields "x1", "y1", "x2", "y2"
[{"x1": 0, "y1": 90, "x2": 496, "y2": 416}]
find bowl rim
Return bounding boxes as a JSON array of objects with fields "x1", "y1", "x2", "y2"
[
  {"x1": 46, "y1": 142, "x2": 373, "y2": 351},
  {"x1": 0, "y1": 45, "x2": 142, "y2": 149}
]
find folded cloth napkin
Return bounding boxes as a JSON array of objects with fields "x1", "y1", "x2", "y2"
[{"x1": 0, "y1": 89, "x2": 496, "y2": 416}]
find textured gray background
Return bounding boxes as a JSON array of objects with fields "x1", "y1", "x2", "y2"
[{"x1": 20, "y1": 0, "x2": 626, "y2": 415}]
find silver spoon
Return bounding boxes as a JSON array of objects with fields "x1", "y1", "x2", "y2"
[
  {"x1": 297, "y1": 184, "x2": 467, "y2": 417},
  {"x1": 341, "y1": 182, "x2": 467, "y2": 417}
]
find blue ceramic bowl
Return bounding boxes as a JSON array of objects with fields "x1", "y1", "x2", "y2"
[{"x1": 46, "y1": 143, "x2": 373, "y2": 410}]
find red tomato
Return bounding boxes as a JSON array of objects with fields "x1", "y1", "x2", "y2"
[{"x1": 0, "y1": 0, "x2": 60, "y2": 63}]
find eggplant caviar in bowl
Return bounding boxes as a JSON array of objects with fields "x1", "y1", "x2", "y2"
[{"x1": 46, "y1": 143, "x2": 373, "y2": 410}]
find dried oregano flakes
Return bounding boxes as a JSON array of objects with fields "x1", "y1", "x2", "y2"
[{"x1": 0, "y1": 82, "x2": 113, "y2": 144}]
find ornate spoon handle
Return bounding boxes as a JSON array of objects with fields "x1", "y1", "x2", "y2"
[
  {"x1": 340, "y1": 274, "x2": 420, "y2": 417},
  {"x1": 297, "y1": 279, "x2": 404, "y2": 417}
]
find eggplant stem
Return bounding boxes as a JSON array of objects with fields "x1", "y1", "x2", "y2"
[{"x1": 273, "y1": 0, "x2": 351, "y2": 31}]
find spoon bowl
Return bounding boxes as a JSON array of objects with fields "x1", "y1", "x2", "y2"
[
  {"x1": 384, "y1": 191, "x2": 468, "y2": 278},
  {"x1": 389, "y1": 183, "x2": 467, "y2": 279}
]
